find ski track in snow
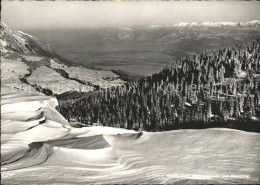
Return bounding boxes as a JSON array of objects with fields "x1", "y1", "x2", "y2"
[{"x1": 1, "y1": 93, "x2": 260, "y2": 184}]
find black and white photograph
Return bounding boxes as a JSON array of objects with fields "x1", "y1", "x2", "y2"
[{"x1": 1, "y1": 0, "x2": 260, "y2": 184}]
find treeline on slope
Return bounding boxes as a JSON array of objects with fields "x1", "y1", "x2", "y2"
[
  {"x1": 57, "y1": 40, "x2": 260, "y2": 132},
  {"x1": 111, "y1": 69, "x2": 143, "y2": 82}
]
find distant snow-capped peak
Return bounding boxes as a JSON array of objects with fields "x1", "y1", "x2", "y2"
[{"x1": 146, "y1": 20, "x2": 260, "y2": 29}]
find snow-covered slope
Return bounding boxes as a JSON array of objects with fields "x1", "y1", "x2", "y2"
[{"x1": 1, "y1": 93, "x2": 260, "y2": 184}]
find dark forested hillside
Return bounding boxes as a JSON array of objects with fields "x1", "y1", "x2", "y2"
[{"x1": 57, "y1": 40, "x2": 260, "y2": 132}]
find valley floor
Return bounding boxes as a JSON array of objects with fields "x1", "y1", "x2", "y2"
[{"x1": 1, "y1": 53, "x2": 125, "y2": 95}]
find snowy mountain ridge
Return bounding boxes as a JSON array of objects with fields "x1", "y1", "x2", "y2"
[
  {"x1": 146, "y1": 20, "x2": 260, "y2": 29},
  {"x1": 0, "y1": 22, "x2": 52, "y2": 54}
]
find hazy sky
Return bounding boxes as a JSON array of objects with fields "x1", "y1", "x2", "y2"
[{"x1": 2, "y1": 1, "x2": 260, "y2": 31}]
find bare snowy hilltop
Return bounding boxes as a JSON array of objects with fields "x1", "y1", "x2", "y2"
[{"x1": 1, "y1": 21, "x2": 260, "y2": 185}]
